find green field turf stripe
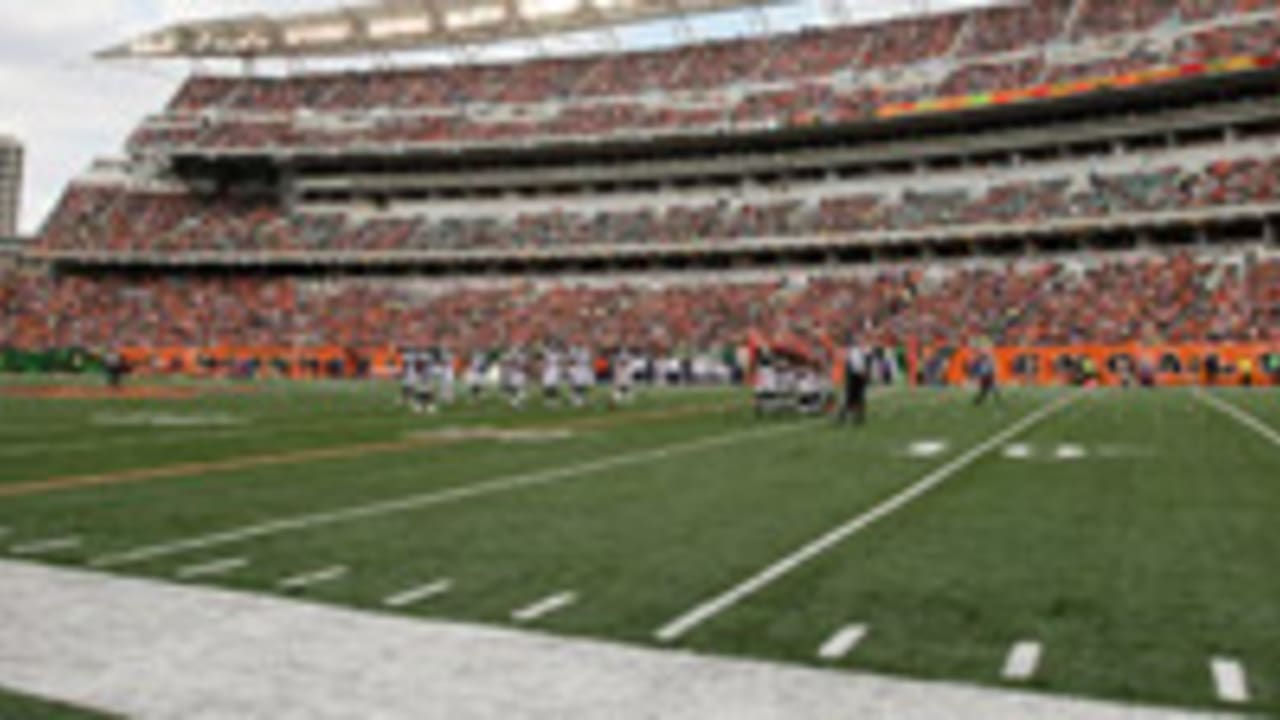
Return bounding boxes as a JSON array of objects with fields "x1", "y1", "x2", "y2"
[
  {"x1": 1196, "y1": 390, "x2": 1280, "y2": 448},
  {"x1": 89, "y1": 420, "x2": 813, "y2": 569},
  {"x1": 654, "y1": 391, "x2": 1079, "y2": 642},
  {"x1": 1, "y1": 398, "x2": 740, "y2": 498}
]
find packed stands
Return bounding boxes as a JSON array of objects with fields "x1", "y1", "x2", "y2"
[
  {"x1": 3, "y1": 254, "x2": 1274, "y2": 353},
  {"x1": 35, "y1": 150, "x2": 1280, "y2": 255},
  {"x1": 123, "y1": 0, "x2": 1280, "y2": 153},
  {"x1": 9, "y1": 1, "x2": 1279, "y2": 376}
]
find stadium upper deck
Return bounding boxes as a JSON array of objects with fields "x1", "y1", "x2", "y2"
[
  {"x1": 22, "y1": 0, "x2": 1280, "y2": 275},
  {"x1": 126, "y1": 0, "x2": 1280, "y2": 155}
]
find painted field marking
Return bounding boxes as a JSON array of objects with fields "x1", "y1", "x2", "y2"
[
  {"x1": 383, "y1": 579, "x2": 453, "y2": 608},
  {"x1": 1003, "y1": 443, "x2": 1032, "y2": 460},
  {"x1": 1210, "y1": 657, "x2": 1249, "y2": 704},
  {"x1": 1197, "y1": 391, "x2": 1280, "y2": 448},
  {"x1": 907, "y1": 441, "x2": 948, "y2": 459},
  {"x1": 11, "y1": 536, "x2": 83, "y2": 556},
  {"x1": 512, "y1": 592, "x2": 577, "y2": 623},
  {"x1": 278, "y1": 565, "x2": 348, "y2": 591},
  {"x1": 1001, "y1": 641, "x2": 1042, "y2": 681},
  {"x1": 655, "y1": 393, "x2": 1078, "y2": 643},
  {"x1": 91, "y1": 421, "x2": 812, "y2": 569},
  {"x1": 817, "y1": 624, "x2": 868, "y2": 661},
  {"x1": 176, "y1": 558, "x2": 249, "y2": 580},
  {"x1": 1053, "y1": 444, "x2": 1086, "y2": 461}
]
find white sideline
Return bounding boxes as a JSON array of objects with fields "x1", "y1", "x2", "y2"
[
  {"x1": 655, "y1": 393, "x2": 1078, "y2": 642},
  {"x1": 0, "y1": 560, "x2": 1236, "y2": 720},
  {"x1": 176, "y1": 558, "x2": 248, "y2": 580},
  {"x1": 278, "y1": 566, "x2": 348, "y2": 590},
  {"x1": 817, "y1": 625, "x2": 867, "y2": 661},
  {"x1": 1196, "y1": 391, "x2": 1280, "y2": 448},
  {"x1": 90, "y1": 421, "x2": 812, "y2": 569},
  {"x1": 383, "y1": 580, "x2": 452, "y2": 608},
  {"x1": 11, "y1": 536, "x2": 83, "y2": 556},
  {"x1": 1209, "y1": 657, "x2": 1249, "y2": 704},
  {"x1": 512, "y1": 592, "x2": 577, "y2": 623},
  {"x1": 1002, "y1": 641, "x2": 1042, "y2": 681}
]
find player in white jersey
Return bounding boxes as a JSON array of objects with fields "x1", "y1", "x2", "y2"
[
  {"x1": 541, "y1": 347, "x2": 565, "y2": 406},
  {"x1": 753, "y1": 358, "x2": 780, "y2": 417},
  {"x1": 569, "y1": 348, "x2": 594, "y2": 408},
  {"x1": 399, "y1": 351, "x2": 419, "y2": 407},
  {"x1": 438, "y1": 350, "x2": 457, "y2": 406},
  {"x1": 612, "y1": 350, "x2": 634, "y2": 406},
  {"x1": 796, "y1": 368, "x2": 828, "y2": 415},
  {"x1": 501, "y1": 350, "x2": 527, "y2": 409},
  {"x1": 465, "y1": 355, "x2": 487, "y2": 402},
  {"x1": 411, "y1": 355, "x2": 438, "y2": 415}
]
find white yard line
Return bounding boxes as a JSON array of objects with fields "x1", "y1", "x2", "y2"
[
  {"x1": 176, "y1": 558, "x2": 249, "y2": 580},
  {"x1": 1196, "y1": 391, "x2": 1280, "y2": 448},
  {"x1": 1054, "y1": 444, "x2": 1086, "y2": 461},
  {"x1": 1209, "y1": 657, "x2": 1249, "y2": 704},
  {"x1": 383, "y1": 580, "x2": 453, "y2": 608},
  {"x1": 90, "y1": 421, "x2": 813, "y2": 569},
  {"x1": 817, "y1": 625, "x2": 868, "y2": 661},
  {"x1": 907, "y1": 441, "x2": 948, "y2": 459},
  {"x1": 1001, "y1": 641, "x2": 1042, "y2": 682},
  {"x1": 1003, "y1": 443, "x2": 1032, "y2": 460},
  {"x1": 511, "y1": 592, "x2": 577, "y2": 623},
  {"x1": 278, "y1": 566, "x2": 349, "y2": 591},
  {"x1": 11, "y1": 536, "x2": 83, "y2": 556},
  {"x1": 655, "y1": 393, "x2": 1079, "y2": 643}
]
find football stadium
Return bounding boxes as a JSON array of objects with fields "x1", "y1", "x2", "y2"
[{"x1": 0, "y1": 0, "x2": 1279, "y2": 717}]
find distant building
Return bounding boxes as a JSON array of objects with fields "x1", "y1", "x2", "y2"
[{"x1": 0, "y1": 135, "x2": 22, "y2": 237}]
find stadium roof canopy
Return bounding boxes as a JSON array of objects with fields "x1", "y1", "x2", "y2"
[{"x1": 97, "y1": 0, "x2": 783, "y2": 60}]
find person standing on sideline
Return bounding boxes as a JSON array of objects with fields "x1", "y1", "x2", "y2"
[
  {"x1": 838, "y1": 337, "x2": 869, "y2": 426},
  {"x1": 973, "y1": 348, "x2": 1001, "y2": 406}
]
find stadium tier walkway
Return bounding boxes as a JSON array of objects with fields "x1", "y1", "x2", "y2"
[{"x1": 0, "y1": 560, "x2": 1236, "y2": 720}]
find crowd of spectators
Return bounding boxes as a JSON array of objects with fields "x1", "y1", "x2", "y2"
[
  {"x1": 3, "y1": 253, "x2": 1273, "y2": 353},
  {"x1": 37, "y1": 155, "x2": 1280, "y2": 255},
  {"x1": 127, "y1": 0, "x2": 1279, "y2": 152}
]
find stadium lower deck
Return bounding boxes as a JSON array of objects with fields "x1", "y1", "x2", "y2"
[{"x1": 0, "y1": 381, "x2": 1276, "y2": 716}]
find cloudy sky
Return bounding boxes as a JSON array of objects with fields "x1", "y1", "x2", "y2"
[{"x1": 0, "y1": 0, "x2": 988, "y2": 234}]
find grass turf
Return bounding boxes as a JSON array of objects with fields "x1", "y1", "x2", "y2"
[
  {"x1": 0, "y1": 686, "x2": 117, "y2": 720},
  {"x1": 0, "y1": 378, "x2": 1276, "y2": 715}
]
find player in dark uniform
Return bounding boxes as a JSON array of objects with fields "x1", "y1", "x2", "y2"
[
  {"x1": 972, "y1": 350, "x2": 1001, "y2": 406},
  {"x1": 104, "y1": 349, "x2": 128, "y2": 391}
]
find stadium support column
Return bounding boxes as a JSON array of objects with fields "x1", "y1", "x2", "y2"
[
  {"x1": 1136, "y1": 229, "x2": 1154, "y2": 251},
  {"x1": 281, "y1": 164, "x2": 300, "y2": 215}
]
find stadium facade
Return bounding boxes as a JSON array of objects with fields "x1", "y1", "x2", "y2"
[
  {"x1": 3, "y1": 0, "x2": 1278, "y2": 385},
  {"x1": 0, "y1": 135, "x2": 22, "y2": 238}
]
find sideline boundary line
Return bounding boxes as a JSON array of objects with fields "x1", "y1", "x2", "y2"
[
  {"x1": 90, "y1": 420, "x2": 813, "y2": 569},
  {"x1": 1196, "y1": 390, "x2": 1280, "y2": 448},
  {"x1": 655, "y1": 392, "x2": 1079, "y2": 642}
]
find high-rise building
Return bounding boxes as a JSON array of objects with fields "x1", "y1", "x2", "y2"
[{"x1": 0, "y1": 135, "x2": 23, "y2": 237}]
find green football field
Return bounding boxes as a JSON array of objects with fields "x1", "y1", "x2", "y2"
[{"x1": 0, "y1": 378, "x2": 1277, "y2": 715}]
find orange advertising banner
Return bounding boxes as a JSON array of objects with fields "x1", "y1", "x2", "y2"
[
  {"x1": 931, "y1": 344, "x2": 1278, "y2": 388},
  {"x1": 876, "y1": 51, "x2": 1280, "y2": 120}
]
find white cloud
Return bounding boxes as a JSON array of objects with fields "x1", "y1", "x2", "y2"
[{"x1": 0, "y1": 0, "x2": 995, "y2": 235}]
